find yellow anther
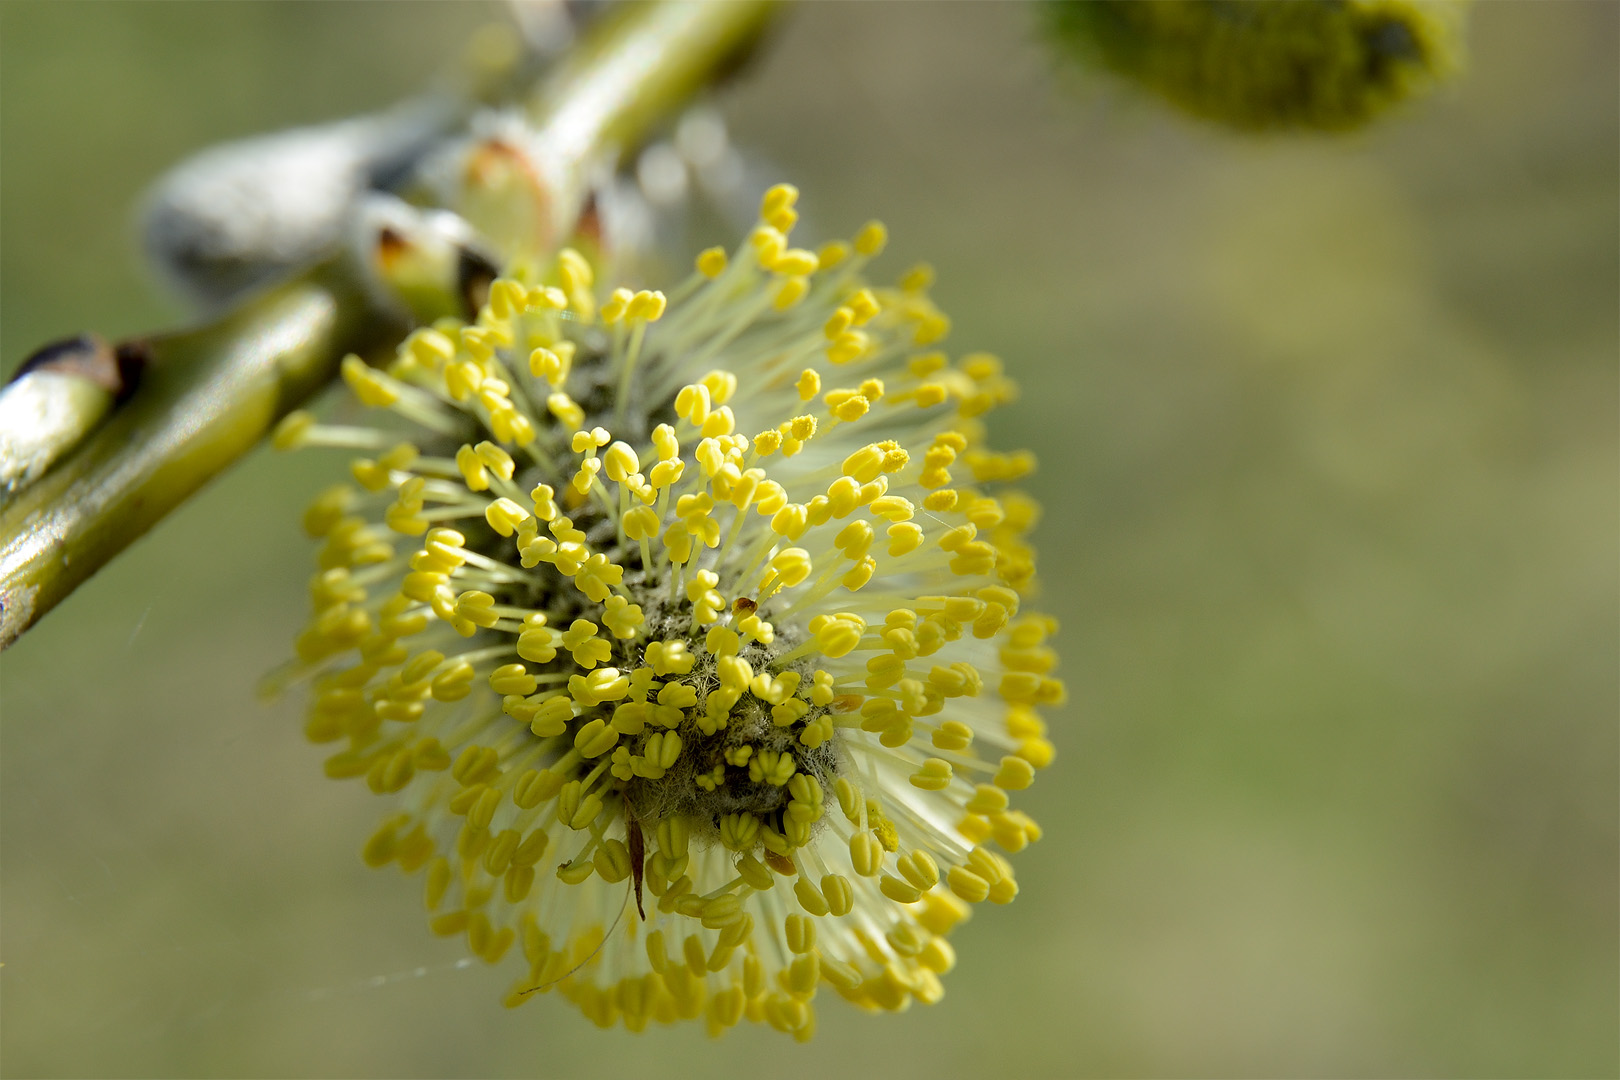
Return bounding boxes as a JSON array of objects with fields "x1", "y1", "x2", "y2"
[
  {"x1": 512, "y1": 768, "x2": 564, "y2": 813},
  {"x1": 821, "y1": 873, "x2": 854, "y2": 916},
  {"x1": 610, "y1": 703, "x2": 649, "y2": 738},
  {"x1": 701, "y1": 894, "x2": 745, "y2": 932},
  {"x1": 761, "y1": 182, "x2": 798, "y2": 219},
  {"x1": 559, "y1": 619, "x2": 611, "y2": 669},
  {"x1": 772, "y1": 699, "x2": 811, "y2": 730},
  {"x1": 547, "y1": 392, "x2": 584, "y2": 429},
  {"x1": 488, "y1": 277, "x2": 528, "y2": 320},
  {"x1": 849, "y1": 830, "x2": 884, "y2": 877},
  {"x1": 915, "y1": 311, "x2": 951, "y2": 345},
  {"x1": 341, "y1": 355, "x2": 399, "y2": 407},
  {"x1": 600, "y1": 286, "x2": 634, "y2": 324},
  {"x1": 626, "y1": 289, "x2": 667, "y2": 322},
  {"x1": 854, "y1": 220, "x2": 888, "y2": 256},
  {"x1": 834, "y1": 778, "x2": 865, "y2": 823},
  {"x1": 769, "y1": 503, "x2": 809, "y2": 541},
  {"x1": 571, "y1": 427, "x2": 610, "y2": 454},
  {"x1": 827, "y1": 331, "x2": 869, "y2": 367},
  {"x1": 999, "y1": 670, "x2": 1066, "y2": 706},
  {"x1": 696, "y1": 246, "x2": 728, "y2": 278},
  {"x1": 455, "y1": 444, "x2": 489, "y2": 491},
  {"x1": 752, "y1": 429, "x2": 782, "y2": 456},
  {"x1": 937, "y1": 523, "x2": 976, "y2": 553},
  {"x1": 716, "y1": 654, "x2": 753, "y2": 694},
  {"x1": 451, "y1": 746, "x2": 501, "y2": 788},
  {"x1": 919, "y1": 936, "x2": 956, "y2": 976},
  {"x1": 271, "y1": 410, "x2": 315, "y2": 451},
  {"x1": 734, "y1": 853, "x2": 774, "y2": 892},
  {"x1": 620, "y1": 505, "x2": 659, "y2": 542},
  {"x1": 529, "y1": 342, "x2": 573, "y2": 386},
  {"x1": 751, "y1": 226, "x2": 786, "y2": 268},
  {"x1": 848, "y1": 287, "x2": 882, "y2": 323},
  {"x1": 301, "y1": 485, "x2": 356, "y2": 538},
  {"x1": 601, "y1": 595, "x2": 645, "y2": 639},
  {"x1": 883, "y1": 522, "x2": 922, "y2": 557},
  {"x1": 747, "y1": 749, "x2": 796, "y2": 787},
  {"x1": 831, "y1": 393, "x2": 869, "y2": 421},
  {"x1": 947, "y1": 866, "x2": 991, "y2": 903},
  {"x1": 684, "y1": 568, "x2": 719, "y2": 604},
  {"x1": 879, "y1": 874, "x2": 922, "y2": 904},
  {"x1": 718, "y1": 812, "x2": 761, "y2": 851},
  {"x1": 510, "y1": 613, "x2": 557, "y2": 664},
  {"x1": 773, "y1": 275, "x2": 809, "y2": 310},
  {"x1": 404, "y1": 327, "x2": 456, "y2": 368},
  {"x1": 594, "y1": 838, "x2": 632, "y2": 883},
  {"x1": 931, "y1": 720, "x2": 974, "y2": 751},
  {"x1": 601, "y1": 441, "x2": 639, "y2": 484},
  {"x1": 825, "y1": 476, "x2": 861, "y2": 518},
  {"x1": 785, "y1": 953, "x2": 821, "y2": 1000},
  {"x1": 648, "y1": 731, "x2": 684, "y2": 772},
  {"x1": 483, "y1": 497, "x2": 530, "y2": 538},
  {"x1": 805, "y1": 670, "x2": 836, "y2": 709},
  {"x1": 674, "y1": 383, "x2": 711, "y2": 425},
  {"x1": 793, "y1": 877, "x2": 830, "y2": 917},
  {"x1": 817, "y1": 238, "x2": 851, "y2": 269},
  {"x1": 649, "y1": 457, "x2": 684, "y2": 489},
  {"x1": 524, "y1": 283, "x2": 567, "y2": 311},
  {"x1": 656, "y1": 818, "x2": 691, "y2": 861},
  {"x1": 444, "y1": 359, "x2": 481, "y2": 401},
  {"x1": 808, "y1": 613, "x2": 863, "y2": 658},
  {"x1": 824, "y1": 308, "x2": 855, "y2": 343},
  {"x1": 762, "y1": 547, "x2": 813, "y2": 593},
  {"x1": 899, "y1": 262, "x2": 935, "y2": 292},
  {"x1": 640, "y1": 425, "x2": 675, "y2": 465},
  {"x1": 698, "y1": 405, "x2": 735, "y2": 438},
  {"x1": 522, "y1": 483, "x2": 556, "y2": 522},
  {"x1": 571, "y1": 665, "x2": 632, "y2": 709},
  {"x1": 572, "y1": 717, "x2": 619, "y2": 758},
  {"x1": 841, "y1": 444, "x2": 886, "y2": 484},
  {"x1": 655, "y1": 682, "x2": 697, "y2": 711},
  {"x1": 910, "y1": 757, "x2": 954, "y2": 791},
  {"x1": 430, "y1": 660, "x2": 475, "y2": 702},
  {"x1": 513, "y1": 691, "x2": 570, "y2": 737},
  {"x1": 773, "y1": 247, "x2": 819, "y2": 276},
  {"x1": 452, "y1": 590, "x2": 498, "y2": 632},
  {"x1": 645, "y1": 640, "x2": 695, "y2": 676},
  {"x1": 964, "y1": 847, "x2": 1009, "y2": 883},
  {"x1": 738, "y1": 614, "x2": 775, "y2": 647},
  {"x1": 965, "y1": 783, "x2": 1010, "y2": 814},
  {"x1": 574, "y1": 553, "x2": 624, "y2": 602},
  {"x1": 557, "y1": 246, "x2": 594, "y2": 305},
  {"x1": 688, "y1": 369, "x2": 735, "y2": 407},
  {"x1": 489, "y1": 663, "x2": 537, "y2": 696},
  {"x1": 898, "y1": 850, "x2": 941, "y2": 891}
]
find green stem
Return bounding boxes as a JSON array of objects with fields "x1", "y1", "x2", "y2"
[
  {"x1": 0, "y1": 0, "x2": 780, "y2": 651},
  {"x1": 0, "y1": 269, "x2": 386, "y2": 649},
  {"x1": 525, "y1": 0, "x2": 780, "y2": 241}
]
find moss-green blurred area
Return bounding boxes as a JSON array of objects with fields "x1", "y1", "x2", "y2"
[{"x1": 2, "y1": 2, "x2": 1614, "y2": 1076}]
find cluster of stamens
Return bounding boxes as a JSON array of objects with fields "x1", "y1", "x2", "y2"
[{"x1": 276, "y1": 183, "x2": 1061, "y2": 1039}]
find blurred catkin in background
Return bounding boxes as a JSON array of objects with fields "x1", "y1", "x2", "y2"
[{"x1": 1, "y1": 2, "x2": 1615, "y2": 1077}]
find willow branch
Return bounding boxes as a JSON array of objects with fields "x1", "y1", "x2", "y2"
[{"x1": 0, "y1": 0, "x2": 780, "y2": 650}]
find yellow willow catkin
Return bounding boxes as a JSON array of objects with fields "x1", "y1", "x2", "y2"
[{"x1": 275, "y1": 183, "x2": 1060, "y2": 1039}]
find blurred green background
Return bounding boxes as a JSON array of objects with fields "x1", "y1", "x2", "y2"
[{"x1": 2, "y1": 2, "x2": 1615, "y2": 1076}]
